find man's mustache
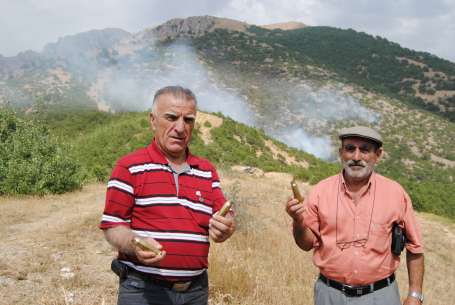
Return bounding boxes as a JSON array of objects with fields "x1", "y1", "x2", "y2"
[{"x1": 346, "y1": 160, "x2": 367, "y2": 167}]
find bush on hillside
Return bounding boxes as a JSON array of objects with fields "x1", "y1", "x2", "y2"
[{"x1": 0, "y1": 109, "x2": 84, "y2": 195}]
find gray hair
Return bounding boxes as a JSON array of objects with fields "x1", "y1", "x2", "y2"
[{"x1": 151, "y1": 86, "x2": 197, "y2": 114}]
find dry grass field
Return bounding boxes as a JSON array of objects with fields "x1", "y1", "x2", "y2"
[{"x1": 0, "y1": 169, "x2": 454, "y2": 305}]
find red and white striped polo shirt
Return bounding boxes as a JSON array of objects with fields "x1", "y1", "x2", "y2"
[{"x1": 100, "y1": 140, "x2": 226, "y2": 281}]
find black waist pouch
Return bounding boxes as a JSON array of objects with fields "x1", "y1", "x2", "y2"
[
  {"x1": 391, "y1": 223, "x2": 406, "y2": 256},
  {"x1": 111, "y1": 259, "x2": 128, "y2": 279}
]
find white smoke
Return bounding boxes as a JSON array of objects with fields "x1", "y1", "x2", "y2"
[
  {"x1": 289, "y1": 84, "x2": 379, "y2": 123},
  {"x1": 90, "y1": 40, "x2": 381, "y2": 160},
  {"x1": 101, "y1": 42, "x2": 255, "y2": 125},
  {"x1": 3, "y1": 32, "x2": 380, "y2": 161},
  {"x1": 278, "y1": 129, "x2": 334, "y2": 160},
  {"x1": 251, "y1": 81, "x2": 381, "y2": 160}
]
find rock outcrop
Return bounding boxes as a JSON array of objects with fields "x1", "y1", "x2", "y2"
[{"x1": 144, "y1": 16, "x2": 249, "y2": 41}]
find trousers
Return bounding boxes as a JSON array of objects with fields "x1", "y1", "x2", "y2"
[
  {"x1": 112, "y1": 260, "x2": 208, "y2": 305},
  {"x1": 314, "y1": 278, "x2": 401, "y2": 305}
]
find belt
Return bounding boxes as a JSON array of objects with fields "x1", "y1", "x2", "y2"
[
  {"x1": 127, "y1": 267, "x2": 206, "y2": 292},
  {"x1": 319, "y1": 273, "x2": 395, "y2": 297}
]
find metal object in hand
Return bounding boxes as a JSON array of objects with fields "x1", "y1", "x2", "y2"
[
  {"x1": 291, "y1": 178, "x2": 304, "y2": 202},
  {"x1": 219, "y1": 200, "x2": 233, "y2": 217}
]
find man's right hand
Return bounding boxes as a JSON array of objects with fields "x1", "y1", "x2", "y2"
[
  {"x1": 285, "y1": 197, "x2": 306, "y2": 223},
  {"x1": 132, "y1": 237, "x2": 166, "y2": 265},
  {"x1": 285, "y1": 197, "x2": 315, "y2": 251}
]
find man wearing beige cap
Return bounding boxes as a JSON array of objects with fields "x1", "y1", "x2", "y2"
[{"x1": 286, "y1": 126, "x2": 424, "y2": 305}]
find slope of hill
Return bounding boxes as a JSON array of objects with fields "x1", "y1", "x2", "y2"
[
  {"x1": 37, "y1": 109, "x2": 337, "y2": 185},
  {"x1": 267, "y1": 26, "x2": 455, "y2": 119},
  {"x1": 0, "y1": 15, "x2": 454, "y2": 218},
  {"x1": 1, "y1": 172, "x2": 454, "y2": 305},
  {"x1": 260, "y1": 21, "x2": 306, "y2": 30},
  {"x1": 194, "y1": 24, "x2": 455, "y2": 120},
  {"x1": 14, "y1": 107, "x2": 449, "y2": 219}
]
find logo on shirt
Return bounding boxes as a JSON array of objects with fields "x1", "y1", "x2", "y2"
[{"x1": 196, "y1": 190, "x2": 205, "y2": 203}]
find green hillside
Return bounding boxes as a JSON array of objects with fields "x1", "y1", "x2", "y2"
[
  {"x1": 2, "y1": 107, "x2": 454, "y2": 220},
  {"x1": 20, "y1": 108, "x2": 335, "y2": 183},
  {"x1": 194, "y1": 26, "x2": 455, "y2": 121}
]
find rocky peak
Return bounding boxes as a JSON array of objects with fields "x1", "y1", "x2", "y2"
[{"x1": 144, "y1": 15, "x2": 249, "y2": 41}]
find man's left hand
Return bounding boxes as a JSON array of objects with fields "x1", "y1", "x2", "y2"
[
  {"x1": 209, "y1": 211, "x2": 235, "y2": 242},
  {"x1": 403, "y1": 296, "x2": 422, "y2": 305}
]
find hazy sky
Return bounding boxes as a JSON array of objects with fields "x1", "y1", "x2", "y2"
[{"x1": 1, "y1": 0, "x2": 454, "y2": 62}]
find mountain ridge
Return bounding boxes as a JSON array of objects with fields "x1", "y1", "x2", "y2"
[{"x1": 2, "y1": 15, "x2": 453, "y2": 118}]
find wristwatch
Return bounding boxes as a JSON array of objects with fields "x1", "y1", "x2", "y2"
[{"x1": 408, "y1": 291, "x2": 424, "y2": 303}]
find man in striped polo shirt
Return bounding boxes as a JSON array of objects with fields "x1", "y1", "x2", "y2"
[{"x1": 100, "y1": 86, "x2": 235, "y2": 305}]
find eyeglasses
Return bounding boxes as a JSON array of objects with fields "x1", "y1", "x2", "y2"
[{"x1": 336, "y1": 238, "x2": 368, "y2": 250}]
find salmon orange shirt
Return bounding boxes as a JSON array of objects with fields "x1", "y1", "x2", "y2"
[{"x1": 303, "y1": 172, "x2": 423, "y2": 285}]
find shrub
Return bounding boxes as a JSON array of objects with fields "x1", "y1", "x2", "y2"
[{"x1": 0, "y1": 108, "x2": 84, "y2": 195}]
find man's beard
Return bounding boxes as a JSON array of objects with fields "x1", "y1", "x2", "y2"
[{"x1": 342, "y1": 159, "x2": 374, "y2": 180}]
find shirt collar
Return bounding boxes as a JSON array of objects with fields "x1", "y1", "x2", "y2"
[{"x1": 340, "y1": 170, "x2": 376, "y2": 196}]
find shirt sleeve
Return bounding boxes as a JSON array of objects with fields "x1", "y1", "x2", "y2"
[
  {"x1": 210, "y1": 166, "x2": 226, "y2": 213},
  {"x1": 401, "y1": 190, "x2": 424, "y2": 254},
  {"x1": 99, "y1": 160, "x2": 135, "y2": 230}
]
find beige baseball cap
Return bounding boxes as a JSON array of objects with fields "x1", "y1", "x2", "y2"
[{"x1": 338, "y1": 126, "x2": 383, "y2": 147}]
